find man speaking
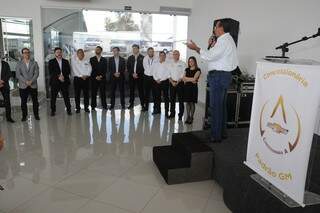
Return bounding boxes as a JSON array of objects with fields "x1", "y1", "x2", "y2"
[{"x1": 187, "y1": 18, "x2": 238, "y2": 143}]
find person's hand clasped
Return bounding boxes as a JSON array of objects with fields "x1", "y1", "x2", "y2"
[
  {"x1": 133, "y1": 73, "x2": 138, "y2": 79},
  {"x1": 59, "y1": 74, "x2": 64, "y2": 82}
]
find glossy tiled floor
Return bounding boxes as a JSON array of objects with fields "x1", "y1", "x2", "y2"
[{"x1": 0, "y1": 100, "x2": 230, "y2": 213}]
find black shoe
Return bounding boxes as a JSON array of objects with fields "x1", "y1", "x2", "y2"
[
  {"x1": 7, "y1": 118, "x2": 15, "y2": 123},
  {"x1": 185, "y1": 117, "x2": 191, "y2": 124},
  {"x1": 51, "y1": 111, "x2": 55, "y2": 117},
  {"x1": 128, "y1": 104, "x2": 134, "y2": 109},
  {"x1": 152, "y1": 111, "x2": 160, "y2": 115},
  {"x1": 141, "y1": 107, "x2": 148, "y2": 112},
  {"x1": 169, "y1": 114, "x2": 175, "y2": 119},
  {"x1": 67, "y1": 110, "x2": 72, "y2": 115},
  {"x1": 35, "y1": 116, "x2": 40, "y2": 121},
  {"x1": 121, "y1": 105, "x2": 126, "y2": 110},
  {"x1": 21, "y1": 116, "x2": 27, "y2": 122},
  {"x1": 165, "y1": 113, "x2": 170, "y2": 119},
  {"x1": 222, "y1": 132, "x2": 228, "y2": 140},
  {"x1": 91, "y1": 107, "x2": 96, "y2": 111},
  {"x1": 178, "y1": 116, "x2": 183, "y2": 121},
  {"x1": 84, "y1": 108, "x2": 90, "y2": 113},
  {"x1": 109, "y1": 106, "x2": 114, "y2": 110},
  {"x1": 103, "y1": 106, "x2": 108, "y2": 110},
  {"x1": 210, "y1": 138, "x2": 222, "y2": 143},
  {"x1": 76, "y1": 109, "x2": 80, "y2": 114}
]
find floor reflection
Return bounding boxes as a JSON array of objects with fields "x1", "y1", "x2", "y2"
[{"x1": 0, "y1": 101, "x2": 204, "y2": 188}]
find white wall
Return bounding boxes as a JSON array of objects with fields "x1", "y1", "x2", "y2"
[
  {"x1": 2, "y1": 0, "x2": 320, "y2": 100},
  {"x1": 188, "y1": 0, "x2": 320, "y2": 103},
  {"x1": 0, "y1": 0, "x2": 192, "y2": 92}
]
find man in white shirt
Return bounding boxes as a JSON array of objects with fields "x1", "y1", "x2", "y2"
[
  {"x1": 168, "y1": 50, "x2": 186, "y2": 120},
  {"x1": 152, "y1": 51, "x2": 170, "y2": 117},
  {"x1": 143, "y1": 47, "x2": 158, "y2": 112},
  {"x1": 71, "y1": 49, "x2": 92, "y2": 113},
  {"x1": 187, "y1": 18, "x2": 239, "y2": 142}
]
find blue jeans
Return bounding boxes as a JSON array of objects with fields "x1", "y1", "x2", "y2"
[{"x1": 207, "y1": 71, "x2": 232, "y2": 140}]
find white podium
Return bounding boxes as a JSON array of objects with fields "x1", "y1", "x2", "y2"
[{"x1": 244, "y1": 58, "x2": 320, "y2": 207}]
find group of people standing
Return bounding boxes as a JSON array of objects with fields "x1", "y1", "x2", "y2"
[{"x1": 0, "y1": 44, "x2": 201, "y2": 124}]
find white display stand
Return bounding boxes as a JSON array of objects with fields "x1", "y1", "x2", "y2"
[{"x1": 245, "y1": 58, "x2": 320, "y2": 207}]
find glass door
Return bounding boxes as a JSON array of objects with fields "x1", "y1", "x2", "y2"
[{"x1": 0, "y1": 17, "x2": 33, "y2": 90}]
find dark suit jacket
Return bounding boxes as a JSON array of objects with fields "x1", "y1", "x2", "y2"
[
  {"x1": 90, "y1": 56, "x2": 108, "y2": 80},
  {"x1": 127, "y1": 54, "x2": 144, "y2": 78},
  {"x1": 48, "y1": 58, "x2": 71, "y2": 86},
  {"x1": 0, "y1": 61, "x2": 12, "y2": 90},
  {"x1": 108, "y1": 56, "x2": 126, "y2": 80}
]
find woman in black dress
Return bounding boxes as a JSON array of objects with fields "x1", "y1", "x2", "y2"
[{"x1": 183, "y1": 56, "x2": 201, "y2": 124}]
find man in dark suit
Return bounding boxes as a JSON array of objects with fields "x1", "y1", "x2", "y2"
[
  {"x1": 109, "y1": 47, "x2": 126, "y2": 109},
  {"x1": 0, "y1": 59, "x2": 15, "y2": 123},
  {"x1": 90, "y1": 46, "x2": 108, "y2": 111},
  {"x1": 127, "y1": 44, "x2": 145, "y2": 110},
  {"x1": 48, "y1": 47, "x2": 72, "y2": 116}
]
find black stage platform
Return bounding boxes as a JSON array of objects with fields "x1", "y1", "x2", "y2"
[{"x1": 153, "y1": 128, "x2": 320, "y2": 213}]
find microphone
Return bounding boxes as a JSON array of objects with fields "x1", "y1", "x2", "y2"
[{"x1": 207, "y1": 35, "x2": 216, "y2": 50}]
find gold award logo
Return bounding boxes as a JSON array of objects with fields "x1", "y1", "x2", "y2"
[{"x1": 259, "y1": 95, "x2": 301, "y2": 155}]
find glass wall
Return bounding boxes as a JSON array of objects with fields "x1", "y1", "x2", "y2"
[
  {"x1": 0, "y1": 17, "x2": 33, "y2": 90},
  {"x1": 42, "y1": 8, "x2": 188, "y2": 97}
]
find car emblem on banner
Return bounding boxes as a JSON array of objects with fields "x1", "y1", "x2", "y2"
[{"x1": 259, "y1": 95, "x2": 301, "y2": 155}]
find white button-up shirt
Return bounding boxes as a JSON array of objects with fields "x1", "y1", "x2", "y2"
[
  {"x1": 153, "y1": 61, "x2": 170, "y2": 81},
  {"x1": 200, "y1": 32, "x2": 238, "y2": 72},
  {"x1": 0, "y1": 61, "x2": 2, "y2": 78},
  {"x1": 169, "y1": 60, "x2": 187, "y2": 82},
  {"x1": 143, "y1": 55, "x2": 158, "y2": 76},
  {"x1": 56, "y1": 58, "x2": 62, "y2": 73},
  {"x1": 133, "y1": 54, "x2": 138, "y2": 73},
  {"x1": 71, "y1": 55, "x2": 92, "y2": 77},
  {"x1": 25, "y1": 61, "x2": 30, "y2": 69},
  {"x1": 114, "y1": 56, "x2": 119, "y2": 73}
]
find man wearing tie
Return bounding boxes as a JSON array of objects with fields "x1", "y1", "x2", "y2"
[
  {"x1": 152, "y1": 51, "x2": 170, "y2": 117},
  {"x1": 142, "y1": 47, "x2": 158, "y2": 112},
  {"x1": 49, "y1": 47, "x2": 72, "y2": 116},
  {"x1": 109, "y1": 47, "x2": 126, "y2": 110},
  {"x1": 90, "y1": 46, "x2": 108, "y2": 111},
  {"x1": 71, "y1": 49, "x2": 92, "y2": 113},
  {"x1": 16, "y1": 48, "x2": 40, "y2": 121},
  {"x1": 0, "y1": 59, "x2": 15, "y2": 122},
  {"x1": 127, "y1": 44, "x2": 144, "y2": 110}
]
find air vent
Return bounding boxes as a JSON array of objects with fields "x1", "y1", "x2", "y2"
[
  {"x1": 159, "y1": 6, "x2": 191, "y2": 16},
  {"x1": 46, "y1": 0, "x2": 91, "y2": 2}
]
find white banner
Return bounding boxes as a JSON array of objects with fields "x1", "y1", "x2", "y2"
[{"x1": 245, "y1": 60, "x2": 320, "y2": 206}]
